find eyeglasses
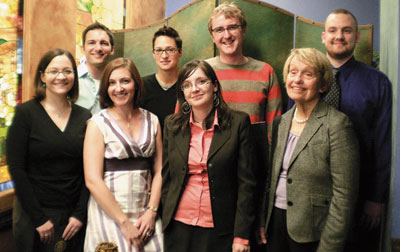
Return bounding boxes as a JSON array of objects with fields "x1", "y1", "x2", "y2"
[
  {"x1": 181, "y1": 79, "x2": 212, "y2": 91},
  {"x1": 211, "y1": 24, "x2": 242, "y2": 34},
  {"x1": 153, "y1": 48, "x2": 178, "y2": 55},
  {"x1": 46, "y1": 69, "x2": 74, "y2": 77}
]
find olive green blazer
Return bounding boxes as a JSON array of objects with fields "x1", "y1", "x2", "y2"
[
  {"x1": 263, "y1": 101, "x2": 359, "y2": 252},
  {"x1": 161, "y1": 111, "x2": 257, "y2": 239}
]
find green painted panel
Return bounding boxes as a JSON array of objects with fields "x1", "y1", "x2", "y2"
[
  {"x1": 296, "y1": 18, "x2": 372, "y2": 65},
  {"x1": 167, "y1": 0, "x2": 216, "y2": 67}
]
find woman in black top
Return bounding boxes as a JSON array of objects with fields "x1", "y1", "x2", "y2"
[{"x1": 6, "y1": 48, "x2": 91, "y2": 252}]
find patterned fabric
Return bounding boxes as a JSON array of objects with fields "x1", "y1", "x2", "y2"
[
  {"x1": 324, "y1": 69, "x2": 341, "y2": 109},
  {"x1": 84, "y1": 109, "x2": 163, "y2": 252},
  {"x1": 206, "y1": 56, "x2": 282, "y2": 137}
]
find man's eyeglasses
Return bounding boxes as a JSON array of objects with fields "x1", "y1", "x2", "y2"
[
  {"x1": 45, "y1": 69, "x2": 74, "y2": 77},
  {"x1": 153, "y1": 48, "x2": 178, "y2": 55},
  {"x1": 211, "y1": 24, "x2": 242, "y2": 34},
  {"x1": 181, "y1": 79, "x2": 211, "y2": 91}
]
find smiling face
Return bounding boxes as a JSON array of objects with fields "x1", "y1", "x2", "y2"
[
  {"x1": 83, "y1": 29, "x2": 114, "y2": 68},
  {"x1": 153, "y1": 35, "x2": 182, "y2": 72},
  {"x1": 210, "y1": 15, "x2": 246, "y2": 60},
  {"x1": 286, "y1": 57, "x2": 323, "y2": 106},
  {"x1": 322, "y1": 13, "x2": 360, "y2": 62},
  {"x1": 107, "y1": 67, "x2": 135, "y2": 108},
  {"x1": 41, "y1": 55, "x2": 75, "y2": 98},
  {"x1": 182, "y1": 67, "x2": 218, "y2": 112}
]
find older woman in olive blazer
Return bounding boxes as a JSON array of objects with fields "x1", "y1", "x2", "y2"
[
  {"x1": 161, "y1": 60, "x2": 256, "y2": 252},
  {"x1": 259, "y1": 48, "x2": 359, "y2": 252}
]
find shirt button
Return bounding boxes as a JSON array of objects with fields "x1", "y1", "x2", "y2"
[
  {"x1": 287, "y1": 178, "x2": 292, "y2": 184},
  {"x1": 208, "y1": 163, "x2": 213, "y2": 168},
  {"x1": 287, "y1": 201, "x2": 293, "y2": 206},
  {"x1": 324, "y1": 200, "x2": 329, "y2": 205}
]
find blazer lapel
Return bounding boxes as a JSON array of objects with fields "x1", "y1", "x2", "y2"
[
  {"x1": 207, "y1": 125, "x2": 231, "y2": 161},
  {"x1": 174, "y1": 127, "x2": 191, "y2": 162},
  {"x1": 272, "y1": 108, "x2": 293, "y2": 179},
  {"x1": 288, "y1": 102, "x2": 328, "y2": 168}
]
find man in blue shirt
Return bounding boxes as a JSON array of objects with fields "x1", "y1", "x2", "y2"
[
  {"x1": 321, "y1": 9, "x2": 392, "y2": 252},
  {"x1": 76, "y1": 22, "x2": 115, "y2": 114}
]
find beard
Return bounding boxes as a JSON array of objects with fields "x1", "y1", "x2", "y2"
[{"x1": 325, "y1": 41, "x2": 356, "y2": 60}]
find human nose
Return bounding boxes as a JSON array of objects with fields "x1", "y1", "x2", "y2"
[
  {"x1": 294, "y1": 73, "x2": 303, "y2": 83},
  {"x1": 190, "y1": 82, "x2": 199, "y2": 91},
  {"x1": 56, "y1": 71, "x2": 67, "y2": 79},
  {"x1": 335, "y1": 30, "x2": 344, "y2": 40}
]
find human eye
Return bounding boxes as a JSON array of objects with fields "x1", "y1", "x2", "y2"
[
  {"x1": 122, "y1": 78, "x2": 131, "y2": 84},
  {"x1": 304, "y1": 72, "x2": 314, "y2": 79},
  {"x1": 101, "y1": 41, "x2": 110, "y2": 46},
  {"x1": 154, "y1": 49, "x2": 163, "y2": 54},
  {"x1": 181, "y1": 82, "x2": 191, "y2": 90},
  {"x1": 48, "y1": 70, "x2": 58, "y2": 75},
  {"x1": 166, "y1": 48, "x2": 176, "y2": 54},
  {"x1": 228, "y1": 25, "x2": 239, "y2": 31},
  {"x1": 213, "y1": 27, "x2": 224, "y2": 33},
  {"x1": 109, "y1": 80, "x2": 116, "y2": 85},
  {"x1": 198, "y1": 79, "x2": 209, "y2": 85},
  {"x1": 63, "y1": 69, "x2": 73, "y2": 75},
  {"x1": 289, "y1": 70, "x2": 297, "y2": 75}
]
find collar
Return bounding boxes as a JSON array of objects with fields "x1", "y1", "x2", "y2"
[
  {"x1": 189, "y1": 109, "x2": 219, "y2": 129},
  {"x1": 78, "y1": 56, "x2": 89, "y2": 78},
  {"x1": 335, "y1": 56, "x2": 357, "y2": 78}
]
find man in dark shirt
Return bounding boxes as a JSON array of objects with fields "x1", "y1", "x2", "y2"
[
  {"x1": 321, "y1": 9, "x2": 392, "y2": 252},
  {"x1": 141, "y1": 26, "x2": 182, "y2": 130}
]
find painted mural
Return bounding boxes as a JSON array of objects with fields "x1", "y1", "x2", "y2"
[{"x1": 0, "y1": 0, "x2": 18, "y2": 191}]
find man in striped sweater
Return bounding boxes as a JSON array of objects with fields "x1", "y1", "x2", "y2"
[{"x1": 206, "y1": 2, "x2": 282, "y2": 138}]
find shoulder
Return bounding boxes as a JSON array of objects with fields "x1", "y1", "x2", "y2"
[
  {"x1": 246, "y1": 57, "x2": 275, "y2": 74},
  {"x1": 15, "y1": 99, "x2": 41, "y2": 115},
  {"x1": 142, "y1": 73, "x2": 156, "y2": 83},
  {"x1": 229, "y1": 110, "x2": 250, "y2": 125},
  {"x1": 318, "y1": 102, "x2": 353, "y2": 128},
  {"x1": 141, "y1": 108, "x2": 159, "y2": 122},
  {"x1": 205, "y1": 56, "x2": 218, "y2": 66},
  {"x1": 72, "y1": 103, "x2": 92, "y2": 120},
  {"x1": 352, "y1": 60, "x2": 392, "y2": 85}
]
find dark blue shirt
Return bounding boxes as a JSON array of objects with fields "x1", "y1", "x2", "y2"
[{"x1": 288, "y1": 56, "x2": 392, "y2": 203}]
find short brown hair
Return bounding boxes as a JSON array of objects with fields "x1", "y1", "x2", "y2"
[
  {"x1": 82, "y1": 22, "x2": 114, "y2": 47},
  {"x1": 326, "y1": 9, "x2": 358, "y2": 32},
  {"x1": 99, "y1": 58, "x2": 144, "y2": 109},
  {"x1": 34, "y1": 48, "x2": 79, "y2": 102},
  {"x1": 283, "y1": 48, "x2": 333, "y2": 93},
  {"x1": 208, "y1": 2, "x2": 247, "y2": 34}
]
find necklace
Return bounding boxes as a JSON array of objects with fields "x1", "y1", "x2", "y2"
[{"x1": 293, "y1": 107, "x2": 309, "y2": 124}]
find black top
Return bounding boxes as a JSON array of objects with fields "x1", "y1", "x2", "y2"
[
  {"x1": 141, "y1": 73, "x2": 177, "y2": 131},
  {"x1": 6, "y1": 99, "x2": 91, "y2": 227}
]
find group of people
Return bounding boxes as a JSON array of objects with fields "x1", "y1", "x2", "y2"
[{"x1": 6, "y1": 2, "x2": 392, "y2": 252}]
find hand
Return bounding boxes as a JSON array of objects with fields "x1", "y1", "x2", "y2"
[
  {"x1": 120, "y1": 219, "x2": 144, "y2": 251},
  {"x1": 136, "y1": 209, "x2": 156, "y2": 243},
  {"x1": 36, "y1": 220, "x2": 55, "y2": 244},
  {"x1": 256, "y1": 227, "x2": 267, "y2": 245},
  {"x1": 360, "y1": 201, "x2": 383, "y2": 230},
  {"x1": 62, "y1": 217, "x2": 83, "y2": 241},
  {"x1": 232, "y1": 243, "x2": 250, "y2": 252}
]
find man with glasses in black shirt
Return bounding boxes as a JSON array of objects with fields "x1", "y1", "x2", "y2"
[{"x1": 141, "y1": 26, "x2": 183, "y2": 131}]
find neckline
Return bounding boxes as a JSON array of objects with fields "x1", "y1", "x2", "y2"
[
  {"x1": 105, "y1": 108, "x2": 145, "y2": 144},
  {"x1": 37, "y1": 99, "x2": 73, "y2": 133}
]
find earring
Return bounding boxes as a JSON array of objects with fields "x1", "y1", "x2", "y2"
[
  {"x1": 181, "y1": 101, "x2": 191, "y2": 114},
  {"x1": 42, "y1": 82, "x2": 46, "y2": 88},
  {"x1": 213, "y1": 93, "x2": 220, "y2": 107}
]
